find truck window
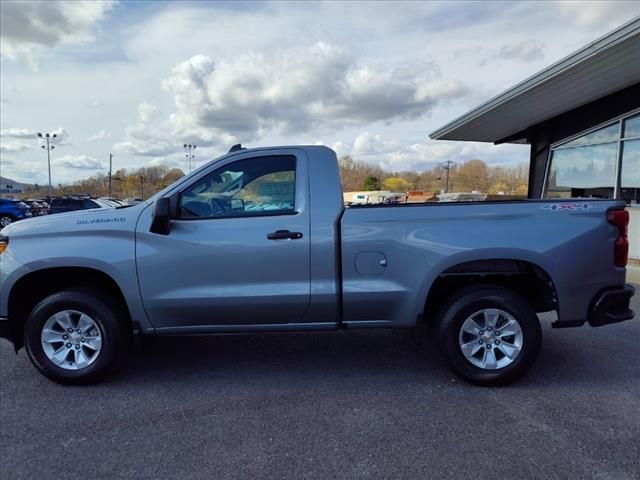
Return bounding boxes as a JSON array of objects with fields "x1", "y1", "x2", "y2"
[
  {"x1": 179, "y1": 155, "x2": 296, "y2": 219},
  {"x1": 82, "y1": 199, "x2": 99, "y2": 209}
]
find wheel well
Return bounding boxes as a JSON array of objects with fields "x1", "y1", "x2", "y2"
[
  {"x1": 7, "y1": 267, "x2": 133, "y2": 350},
  {"x1": 423, "y1": 259, "x2": 558, "y2": 327}
]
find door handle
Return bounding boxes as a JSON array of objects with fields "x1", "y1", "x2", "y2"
[{"x1": 267, "y1": 230, "x2": 303, "y2": 240}]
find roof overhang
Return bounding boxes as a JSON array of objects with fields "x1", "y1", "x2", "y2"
[{"x1": 430, "y1": 17, "x2": 640, "y2": 144}]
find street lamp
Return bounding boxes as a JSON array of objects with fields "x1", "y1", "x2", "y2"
[
  {"x1": 37, "y1": 132, "x2": 57, "y2": 200},
  {"x1": 183, "y1": 144, "x2": 197, "y2": 172}
]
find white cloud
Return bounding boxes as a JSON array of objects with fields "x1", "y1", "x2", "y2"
[
  {"x1": 86, "y1": 129, "x2": 111, "y2": 143},
  {"x1": 552, "y1": 1, "x2": 637, "y2": 28},
  {"x1": 3, "y1": 1, "x2": 640, "y2": 185},
  {"x1": 138, "y1": 103, "x2": 161, "y2": 123},
  {"x1": 1, "y1": 128, "x2": 39, "y2": 139},
  {"x1": 159, "y1": 44, "x2": 469, "y2": 144},
  {"x1": 0, "y1": 0, "x2": 116, "y2": 70},
  {"x1": 53, "y1": 154, "x2": 103, "y2": 170},
  {"x1": 37, "y1": 128, "x2": 71, "y2": 147},
  {"x1": 1, "y1": 127, "x2": 69, "y2": 154},
  {"x1": 112, "y1": 103, "x2": 181, "y2": 157},
  {"x1": 0, "y1": 141, "x2": 31, "y2": 154},
  {"x1": 148, "y1": 157, "x2": 182, "y2": 169},
  {"x1": 498, "y1": 40, "x2": 544, "y2": 63},
  {"x1": 353, "y1": 132, "x2": 401, "y2": 156},
  {"x1": 335, "y1": 133, "x2": 529, "y2": 172}
]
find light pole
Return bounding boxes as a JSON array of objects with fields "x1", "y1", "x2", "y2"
[
  {"x1": 442, "y1": 160, "x2": 455, "y2": 193},
  {"x1": 183, "y1": 144, "x2": 197, "y2": 172},
  {"x1": 37, "y1": 132, "x2": 57, "y2": 200}
]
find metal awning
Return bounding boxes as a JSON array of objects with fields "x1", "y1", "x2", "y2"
[{"x1": 430, "y1": 17, "x2": 640, "y2": 143}]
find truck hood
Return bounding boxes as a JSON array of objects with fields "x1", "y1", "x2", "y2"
[{"x1": 0, "y1": 204, "x2": 146, "y2": 238}]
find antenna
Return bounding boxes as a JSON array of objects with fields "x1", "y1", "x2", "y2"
[{"x1": 228, "y1": 144, "x2": 245, "y2": 153}]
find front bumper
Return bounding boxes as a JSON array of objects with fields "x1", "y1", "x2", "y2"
[{"x1": 588, "y1": 284, "x2": 635, "y2": 327}]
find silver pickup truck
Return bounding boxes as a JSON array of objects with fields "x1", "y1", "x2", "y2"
[{"x1": 0, "y1": 145, "x2": 635, "y2": 385}]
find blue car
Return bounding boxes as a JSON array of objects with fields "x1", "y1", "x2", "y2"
[{"x1": 0, "y1": 199, "x2": 32, "y2": 229}]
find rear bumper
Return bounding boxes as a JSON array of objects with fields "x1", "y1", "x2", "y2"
[
  {"x1": 552, "y1": 284, "x2": 635, "y2": 328},
  {"x1": 588, "y1": 284, "x2": 635, "y2": 327}
]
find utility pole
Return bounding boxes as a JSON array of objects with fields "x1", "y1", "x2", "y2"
[
  {"x1": 183, "y1": 144, "x2": 197, "y2": 172},
  {"x1": 108, "y1": 153, "x2": 113, "y2": 198},
  {"x1": 37, "y1": 132, "x2": 57, "y2": 201},
  {"x1": 442, "y1": 160, "x2": 455, "y2": 193},
  {"x1": 139, "y1": 176, "x2": 144, "y2": 200}
]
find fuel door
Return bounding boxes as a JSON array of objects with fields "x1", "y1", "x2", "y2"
[{"x1": 355, "y1": 251, "x2": 388, "y2": 275}]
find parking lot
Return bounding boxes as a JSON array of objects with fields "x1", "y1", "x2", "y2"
[{"x1": 1, "y1": 293, "x2": 638, "y2": 479}]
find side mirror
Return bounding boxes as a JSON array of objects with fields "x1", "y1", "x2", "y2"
[
  {"x1": 230, "y1": 198, "x2": 245, "y2": 212},
  {"x1": 150, "y1": 197, "x2": 171, "y2": 235}
]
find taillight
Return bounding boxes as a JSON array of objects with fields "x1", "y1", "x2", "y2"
[{"x1": 607, "y1": 210, "x2": 629, "y2": 267}]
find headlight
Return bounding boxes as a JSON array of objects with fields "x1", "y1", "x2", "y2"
[{"x1": 0, "y1": 235, "x2": 8, "y2": 255}]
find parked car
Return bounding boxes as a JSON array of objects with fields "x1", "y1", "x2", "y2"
[
  {"x1": 48, "y1": 197, "x2": 106, "y2": 215},
  {"x1": 0, "y1": 145, "x2": 634, "y2": 385},
  {"x1": 23, "y1": 199, "x2": 49, "y2": 216},
  {"x1": 98, "y1": 197, "x2": 126, "y2": 207},
  {"x1": 0, "y1": 199, "x2": 32, "y2": 228}
]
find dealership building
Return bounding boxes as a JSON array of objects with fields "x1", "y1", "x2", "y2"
[
  {"x1": 0, "y1": 176, "x2": 25, "y2": 199},
  {"x1": 431, "y1": 17, "x2": 640, "y2": 282}
]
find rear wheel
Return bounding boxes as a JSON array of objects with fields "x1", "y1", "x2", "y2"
[
  {"x1": 437, "y1": 286, "x2": 541, "y2": 386},
  {"x1": 25, "y1": 290, "x2": 126, "y2": 385}
]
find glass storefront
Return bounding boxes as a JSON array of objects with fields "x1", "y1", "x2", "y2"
[{"x1": 544, "y1": 110, "x2": 640, "y2": 204}]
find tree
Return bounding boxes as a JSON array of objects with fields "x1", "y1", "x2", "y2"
[
  {"x1": 456, "y1": 159, "x2": 490, "y2": 192},
  {"x1": 26, "y1": 156, "x2": 529, "y2": 201},
  {"x1": 363, "y1": 175, "x2": 381, "y2": 191},
  {"x1": 513, "y1": 183, "x2": 528, "y2": 195},
  {"x1": 383, "y1": 177, "x2": 410, "y2": 192},
  {"x1": 488, "y1": 182, "x2": 509, "y2": 195},
  {"x1": 164, "y1": 168, "x2": 185, "y2": 186}
]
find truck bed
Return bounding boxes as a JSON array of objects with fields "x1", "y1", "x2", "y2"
[{"x1": 340, "y1": 198, "x2": 626, "y2": 327}]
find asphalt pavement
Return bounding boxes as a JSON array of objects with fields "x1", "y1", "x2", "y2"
[{"x1": 1, "y1": 293, "x2": 639, "y2": 479}]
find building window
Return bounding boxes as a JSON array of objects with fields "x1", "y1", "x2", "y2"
[{"x1": 544, "y1": 110, "x2": 640, "y2": 204}]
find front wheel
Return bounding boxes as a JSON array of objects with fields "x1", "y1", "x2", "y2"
[
  {"x1": 437, "y1": 286, "x2": 541, "y2": 386},
  {"x1": 25, "y1": 290, "x2": 126, "y2": 385},
  {"x1": 0, "y1": 214, "x2": 15, "y2": 228}
]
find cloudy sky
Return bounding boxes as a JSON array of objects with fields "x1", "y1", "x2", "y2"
[{"x1": 1, "y1": 0, "x2": 639, "y2": 185}]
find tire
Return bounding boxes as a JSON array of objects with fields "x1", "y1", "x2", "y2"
[
  {"x1": 437, "y1": 285, "x2": 541, "y2": 386},
  {"x1": 24, "y1": 289, "x2": 126, "y2": 385},
  {"x1": 0, "y1": 215, "x2": 15, "y2": 229}
]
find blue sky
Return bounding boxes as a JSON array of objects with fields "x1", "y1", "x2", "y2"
[{"x1": 1, "y1": 0, "x2": 639, "y2": 184}]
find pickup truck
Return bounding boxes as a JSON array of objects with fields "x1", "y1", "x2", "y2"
[{"x1": 0, "y1": 145, "x2": 635, "y2": 386}]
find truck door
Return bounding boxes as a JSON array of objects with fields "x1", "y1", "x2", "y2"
[{"x1": 135, "y1": 149, "x2": 311, "y2": 331}]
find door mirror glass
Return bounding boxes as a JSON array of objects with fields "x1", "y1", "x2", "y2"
[
  {"x1": 150, "y1": 197, "x2": 171, "y2": 235},
  {"x1": 230, "y1": 198, "x2": 245, "y2": 211}
]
